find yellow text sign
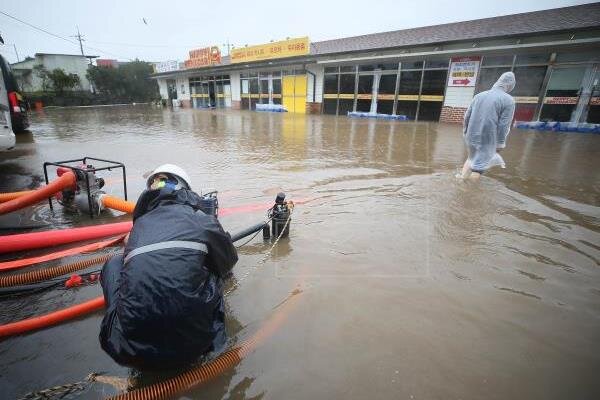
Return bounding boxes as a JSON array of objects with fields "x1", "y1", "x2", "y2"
[{"x1": 231, "y1": 37, "x2": 309, "y2": 64}]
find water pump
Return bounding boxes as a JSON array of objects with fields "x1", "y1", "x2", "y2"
[{"x1": 269, "y1": 192, "x2": 292, "y2": 238}]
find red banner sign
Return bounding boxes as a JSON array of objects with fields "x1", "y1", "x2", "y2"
[
  {"x1": 184, "y1": 46, "x2": 221, "y2": 69},
  {"x1": 447, "y1": 56, "x2": 481, "y2": 87},
  {"x1": 544, "y1": 97, "x2": 578, "y2": 105}
]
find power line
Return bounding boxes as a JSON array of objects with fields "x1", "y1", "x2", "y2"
[
  {"x1": 0, "y1": 10, "x2": 132, "y2": 60},
  {"x1": 0, "y1": 10, "x2": 78, "y2": 46}
]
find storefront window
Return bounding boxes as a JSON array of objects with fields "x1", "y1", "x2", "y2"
[
  {"x1": 259, "y1": 80, "x2": 269, "y2": 104},
  {"x1": 425, "y1": 57, "x2": 449, "y2": 69},
  {"x1": 398, "y1": 71, "x2": 422, "y2": 94},
  {"x1": 476, "y1": 67, "x2": 511, "y2": 93},
  {"x1": 340, "y1": 66, "x2": 356, "y2": 73},
  {"x1": 544, "y1": 67, "x2": 586, "y2": 97},
  {"x1": 540, "y1": 66, "x2": 587, "y2": 121},
  {"x1": 418, "y1": 69, "x2": 447, "y2": 121},
  {"x1": 272, "y1": 79, "x2": 282, "y2": 105},
  {"x1": 249, "y1": 78, "x2": 259, "y2": 110},
  {"x1": 323, "y1": 74, "x2": 339, "y2": 115},
  {"x1": 512, "y1": 66, "x2": 547, "y2": 96},
  {"x1": 324, "y1": 74, "x2": 339, "y2": 94},
  {"x1": 555, "y1": 51, "x2": 600, "y2": 64},
  {"x1": 481, "y1": 55, "x2": 514, "y2": 67},
  {"x1": 323, "y1": 100, "x2": 337, "y2": 114},
  {"x1": 339, "y1": 100, "x2": 354, "y2": 115},
  {"x1": 216, "y1": 81, "x2": 224, "y2": 107},
  {"x1": 325, "y1": 67, "x2": 339, "y2": 74},
  {"x1": 515, "y1": 53, "x2": 550, "y2": 65},
  {"x1": 420, "y1": 70, "x2": 447, "y2": 95},
  {"x1": 241, "y1": 79, "x2": 249, "y2": 109},
  {"x1": 378, "y1": 75, "x2": 396, "y2": 94},
  {"x1": 356, "y1": 75, "x2": 374, "y2": 112},
  {"x1": 339, "y1": 74, "x2": 356, "y2": 95},
  {"x1": 359, "y1": 63, "x2": 398, "y2": 71},
  {"x1": 377, "y1": 74, "x2": 396, "y2": 115},
  {"x1": 397, "y1": 70, "x2": 421, "y2": 119},
  {"x1": 396, "y1": 101, "x2": 418, "y2": 120},
  {"x1": 401, "y1": 61, "x2": 423, "y2": 70}
]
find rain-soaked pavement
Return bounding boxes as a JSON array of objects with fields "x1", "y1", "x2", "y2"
[{"x1": 0, "y1": 105, "x2": 599, "y2": 399}]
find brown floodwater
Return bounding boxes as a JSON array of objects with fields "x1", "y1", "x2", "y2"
[{"x1": 0, "y1": 105, "x2": 599, "y2": 399}]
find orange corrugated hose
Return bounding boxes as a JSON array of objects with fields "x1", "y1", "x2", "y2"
[
  {"x1": 0, "y1": 253, "x2": 116, "y2": 288},
  {"x1": 0, "y1": 191, "x2": 35, "y2": 203},
  {"x1": 101, "y1": 195, "x2": 135, "y2": 214},
  {"x1": 0, "y1": 171, "x2": 76, "y2": 215},
  {"x1": 106, "y1": 290, "x2": 301, "y2": 400}
]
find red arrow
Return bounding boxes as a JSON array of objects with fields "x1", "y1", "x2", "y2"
[{"x1": 452, "y1": 79, "x2": 470, "y2": 85}]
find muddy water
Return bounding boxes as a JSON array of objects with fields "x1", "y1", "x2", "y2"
[{"x1": 1, "y1": 105, "x2": 599, "y2": 399}]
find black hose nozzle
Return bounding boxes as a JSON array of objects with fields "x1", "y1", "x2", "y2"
[{"x1": 230, "y1": 222, "x2": 269, "y2": 243}]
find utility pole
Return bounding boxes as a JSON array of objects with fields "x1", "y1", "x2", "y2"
[
  {"x1": 222, "y1": 39, "x2": 234, "y2": 56},
  {"x1": 13, "y1": 43, "x2": 20, "y2": 62},
  {"x1": 71, "y1": 26, "x2": 85, "y2": 57}
]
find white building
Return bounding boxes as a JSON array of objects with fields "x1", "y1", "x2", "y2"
[{"x1": 11, "y1": 53, "x2": 97, "y2": 92}]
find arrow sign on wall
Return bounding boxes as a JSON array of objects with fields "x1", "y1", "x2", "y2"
[{"x1": 452, "y1": 78, "x2": 471, "y2": 85}]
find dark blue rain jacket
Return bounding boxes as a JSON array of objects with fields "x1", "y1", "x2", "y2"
[{"x1": 99, "y1": 187, "x2": 238, "y2": 369}]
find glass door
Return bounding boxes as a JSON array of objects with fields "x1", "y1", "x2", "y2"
[{"x1": 539, "y1": 66, "x2": 586, "y2": 121}]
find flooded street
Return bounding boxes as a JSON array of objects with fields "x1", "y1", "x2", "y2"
[{"x1": 1, "y1": 105, "x2": 599, "y2": 399}]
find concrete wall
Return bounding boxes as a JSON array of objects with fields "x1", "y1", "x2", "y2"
[
  {"x1": 306, "y1": 64, "x2": 324, "y2": 104},
  {"x1": 39, "y1": 54, "x2": 92, "y2": 91},
  {"x1": 12, "y1": 55, "x2": 93, "y2": 92},
  {"x1": 12, "y1": 59, "x2": 38, "y2": 92}
]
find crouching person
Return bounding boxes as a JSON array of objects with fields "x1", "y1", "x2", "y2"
[{"x1": 99, "y1": 164, "x2": 238, "y2": 370}]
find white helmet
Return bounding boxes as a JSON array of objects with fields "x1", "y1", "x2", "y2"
[{"x1": 146, "y1": 164, "x2": 192, "y2": 190}]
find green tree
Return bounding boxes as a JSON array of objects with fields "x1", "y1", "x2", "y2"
[
  {"x1": 47, "y1": 68, "x2": 80, "y2": 94},
  {"x1": 87, "y1": 60, "x2": 159, "y2": 102}
]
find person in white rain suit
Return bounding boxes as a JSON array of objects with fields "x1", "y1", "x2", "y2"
[{"x1": 460, "y1": 71, "x2": 516, "y2": 179}]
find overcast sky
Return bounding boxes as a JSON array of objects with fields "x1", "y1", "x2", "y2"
[{"x1": 0, "y1": 0, "x2": 594, "y2": 64}]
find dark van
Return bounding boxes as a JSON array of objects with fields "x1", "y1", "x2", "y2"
[{"x1": 0, "y1": 55, "x2": 29, "y2": 133}]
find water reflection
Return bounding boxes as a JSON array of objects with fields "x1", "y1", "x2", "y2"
[{"x1": 0, "y1": 106, "x2": 599, "y2": 399}]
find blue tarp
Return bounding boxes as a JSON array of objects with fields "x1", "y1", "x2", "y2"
[
  {"x1": 255, "y1": 104, "x2": 287, "y2": 112},
  {"x1": 347, "y1": 112, "x2": 409, "y2": 120},
  {"x1": 515, "y1": 121, "x2": 600, "y2": 133}
]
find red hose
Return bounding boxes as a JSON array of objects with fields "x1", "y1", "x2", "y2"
[
  {"x1": 0, "y1": 171, "x2": 76, "y2": 215},
  {"x1": 0, "y1": 236, "x2": 124, "y2": 272},
  {"x1": 0, "y1": 197, "x2": 308, "y2": 254},
  {"x1": 0, "y1": 297, "x2": 105, "y2": 339},
  {"x1": 0, "y1": 190, "x2": 35, "y2": 203},
  {"x1": 0, "y1": 222, "x2": 132, "y2": 254}
]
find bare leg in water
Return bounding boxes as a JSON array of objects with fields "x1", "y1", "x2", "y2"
[{"x1": 460, "y1": 159, "x2": 481, "y2": 180}]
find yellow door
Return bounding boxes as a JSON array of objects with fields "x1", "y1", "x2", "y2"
[
  {"x1": 294, "y1": 75, "x2": 307, "y2": 115},
  {"x1": 282, "y1": 74, "x2": 307, "y2": 114}
]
